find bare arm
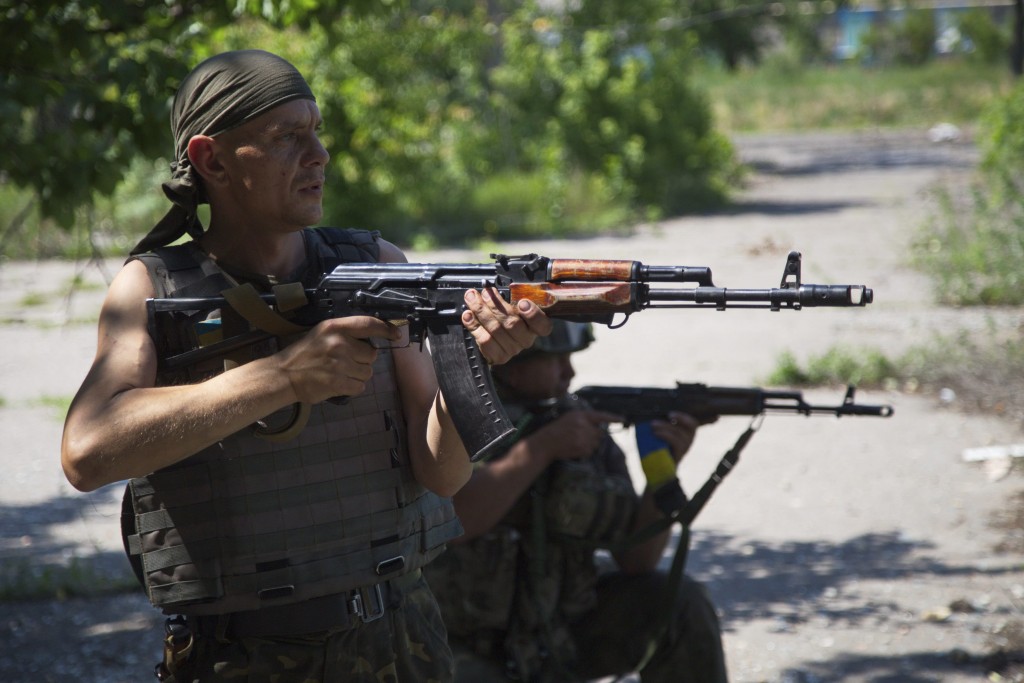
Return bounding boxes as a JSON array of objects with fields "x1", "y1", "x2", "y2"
[
  {"x1": 61, "y1": 258, "x2": 399, "y2": 492},
  {"x1": 378, "y1": 239, "x2": 551, "y2": 498}
]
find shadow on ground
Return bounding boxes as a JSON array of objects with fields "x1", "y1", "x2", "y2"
[
  {"x1": 0, "y1": 483, "x2": 136, "y2": 597},
  {"x1": 1, "y1": 489, "x2": 1020, "y2": 682},
  {"x1": 682, "y1": 529, "x2": 1024, "y2": 681}
]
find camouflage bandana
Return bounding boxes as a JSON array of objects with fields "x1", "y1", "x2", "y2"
[{"x1": 131, "y1": 50, "x2": 316, "y2": 256}]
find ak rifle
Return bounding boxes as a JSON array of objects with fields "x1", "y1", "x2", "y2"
[
  {"x1": 572, "y1": 383, "x2": 894, "y2": 423},
  {"x1": 147, "y1": 250, "x2": 875, "y2": 461}
]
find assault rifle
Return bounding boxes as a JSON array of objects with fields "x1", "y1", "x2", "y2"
[
  {"x1": 571, "y1": 382, "x2": 892, "y2": 526},
  {"x1": 571, "y1": 383, "x2": 894, "y2": 423},
  {"x1": 147, "y1": 250, "x2": 875, "y2": 461}
]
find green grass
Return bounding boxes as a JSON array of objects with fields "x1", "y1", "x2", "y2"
[
  {"x1": 694, "y1": 59, "x2": 1014, "y2": 133},
  {"x1": 766, "y1": 347, "x2": 901, "y2": 388},
  {"x1": 766, "y1": 334, "x2": 1024, "y2": 428},
  {"x1": 31, "y1": 395, "x2": 73, "y2": 420},
  {"x1": 912, "y1": 184, "x2": 1024, "y2": 306},
  {"x1": 0, "y1": 556, "x2": 139, "y2": 602},
  {"x1": 17, "y1": 292, "x2": 49, "y2": 307}
]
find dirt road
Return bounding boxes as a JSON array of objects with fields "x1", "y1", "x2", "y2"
[{"x1": 1, "y1": 128, "x2": 1022, "y2": 682}]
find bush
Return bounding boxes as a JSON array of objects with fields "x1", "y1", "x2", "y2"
[
  {"x1": 766, "y1": 334, "x2": 1024, "y2": 428},
  {"x1": 912, "y1": 80, "x2": 1024, "y2": 305},
  {"x1": 857, "y1": 7, "x2": 936, "y2": 66},
  {"x1": 913, "y1": 185, "x2": 1024, "y2": 305},
  {"x1": 467, "y1": 170, "x2": 636, "y2": 243},
  {"x1": 766, "y1": 347, "x2": 900, "y2": 387},
  {"x1": 956, "y1": 8, "x2": 1011, "y2": 65}
]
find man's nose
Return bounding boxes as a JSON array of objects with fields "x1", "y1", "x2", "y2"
[{"x1": 308, "y1": 135, "x2": 330, "y2": 166}]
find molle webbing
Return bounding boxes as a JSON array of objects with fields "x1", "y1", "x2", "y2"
[
  {"x1": 307, "y1": 226, "x2": 381, "y2": 273},
  {"x1": 126, "y1": 350, "x2": 462, "y2": 615},
  {"x1": 123, "y1": 227, "x2": 462, "y2": 614}
]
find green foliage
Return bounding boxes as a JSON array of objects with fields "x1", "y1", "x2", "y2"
[
  {"x1": 686, "y1": 0, "x2": 767, "y2": 69},
  {"x1": 31, "y1": 395, "x2": 74, "y2": 420},
  {"x1": 912, "y1": 185, "x2": 1024, "y2": 306},
  {"x1": 3, "y1": 1, "x2": 191, "y2": 228},
  {"x1": 0, "y1": 0, "x2": 339, "y2": 230},
  {"x1": 678, "y1": 0, "x2": 852, "y2": 69},
  {"x1": 697, "y1": 59, "x2": 1011, "y2": 132},
  {"x1": 979, "y1": 79, "x2": 1024, "y2": 202},
  {"x1": 2, "y1": 1, "x2": 736, "y2": 251},
  {"x1": 767, "y1": 347, "x2": 899, "y2": 387},
  {"x1": 857, "y1": 5, "x2": 937, "y2": 65},
  {"x1": 467, "y1": 170, "x2": 636, "y2": 243},
  {"x1": 767, "y1": 334, "x2": 1024, "y2": 427},
  {"x1": 308, "y1": 8, "x2": 495, "y2": 241},
  {"x1": 956, "y1": 8, "x2": 1012, "y2": 64},
  {"x1": 487, "y1": 5, "x2": 736, "y2": 222},
  {"x1": 912, "y1": 79, "x2": 1024, "y2": 306},
  {"x1": 0, "y1": 556, "x2": 138, "y2": 601}
]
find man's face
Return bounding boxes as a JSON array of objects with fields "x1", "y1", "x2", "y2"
[
  {"x1": 211, "y1": 99, "x2": 329, "y2": 233},
  {"x1": 499, "y1": 352, "x2": 576, "y2": 401}
]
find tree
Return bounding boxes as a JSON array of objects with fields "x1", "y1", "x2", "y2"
[
  {"x1": 486, "y1": 3, "x2": 736, "y2": 219},
  {"x1": 1014, "y1": 0, "x2": 1023, "y2": 76},
  {"x1": 0, "y1": 0, "x2": 354, "y2": 229},
  {"x1": 1, "y1": 0, "x2": 738, "y2": 249}
]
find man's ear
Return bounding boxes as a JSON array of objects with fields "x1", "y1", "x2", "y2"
[{"x1": 186, "y1": 135, "x2": 227, "y2": 187}]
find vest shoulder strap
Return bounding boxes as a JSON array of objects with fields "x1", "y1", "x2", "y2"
[
  {"x1": 306, "y1": 227, "x2": 382, "y2": 274},
  {"x1": 129, "y1": 243, "x2": 234, "y2": 299}
]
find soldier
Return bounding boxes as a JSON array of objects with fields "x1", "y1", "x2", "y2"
[
  {"x1": 60, "y1": 49, "x2": 550, "y2": 682},
  {"x1": 424, "y1": 320, "x2": 728, "y2": 682}
]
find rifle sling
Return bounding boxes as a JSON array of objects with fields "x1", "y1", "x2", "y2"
[
  {"x1": 629, "y1": 417, "x2": 761, "y2": 673},
  {"x1": 219, "y1": 282, "x2": 312, "y2": 441},
  {"x1": 220, "y1": 282, "x2": 308, "y2": 336}
]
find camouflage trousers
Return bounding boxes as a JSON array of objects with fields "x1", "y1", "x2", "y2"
[
  {"x1": 165, "y1": 572, "x2": 454, "y2": 683},
  {"x1": 450, "y1": 571, "x2": 728, "y2": 683}
]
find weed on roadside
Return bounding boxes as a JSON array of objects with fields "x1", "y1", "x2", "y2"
[
  {"x1": 765, "y1": 332, "x2": 1024, "y2": 429},
  {"x1": 0, "y1": 556, "x2": 139, "y2": 602}
]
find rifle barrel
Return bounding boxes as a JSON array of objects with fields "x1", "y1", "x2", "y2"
[{"x1": 645, "y1": 284, "x2": 873, "y2": 308}]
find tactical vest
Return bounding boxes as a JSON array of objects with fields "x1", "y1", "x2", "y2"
[
  {"x1": 498, "y1": 397, "x2": 639, "y2": 547},
  {"x1": 121, "y1": 227, "x2": 463, "y2": 615},
  {"x1": 425, "y1": 396, "x2": 639, "y2": 681}
]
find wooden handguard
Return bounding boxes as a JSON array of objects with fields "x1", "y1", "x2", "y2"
[
  {"x1": 509, "y1": 282, "x2": 640, "y2": 316},
  {"x1": 547, "y1": 259, "x2": 637, "y2": 281}
]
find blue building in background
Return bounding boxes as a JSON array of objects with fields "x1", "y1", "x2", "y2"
[{"x1": 830, "y1": 0, "x2": 1014, "y2": 59}]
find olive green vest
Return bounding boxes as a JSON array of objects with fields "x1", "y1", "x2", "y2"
[
  {"x1": 425, "y1": 396, "x2": 639, "y2": 679},
  {"x1": 122, "y1": 228, "x2": 463, "y2": 615}
]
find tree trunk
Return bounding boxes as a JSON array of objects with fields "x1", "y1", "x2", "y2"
[{"x1": 1013, "y1": 0, "x2": 1023, "y2": 76}]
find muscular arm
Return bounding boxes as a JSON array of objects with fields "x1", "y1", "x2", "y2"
[
  {"x1": 376, "y1": 240, "x2": 472, "y2": 496},
  {"x1": 61, "y1": 259, "x2": 397, "y2": 492},
  {"x1": 63, "y1": 241, "x2": 550, "y2": 496},
  {"x1": 379, "y1": 239, "x2": 552, "y2": 498}
]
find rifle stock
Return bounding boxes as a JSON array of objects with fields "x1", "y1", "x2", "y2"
[{"x1": 146, "y1": 251, "x2": 878, "y2": 461}]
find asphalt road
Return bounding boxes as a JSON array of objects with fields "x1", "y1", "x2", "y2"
[{"x1": 1, "y1": 127, "x2": 1022, "y2": 683}]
